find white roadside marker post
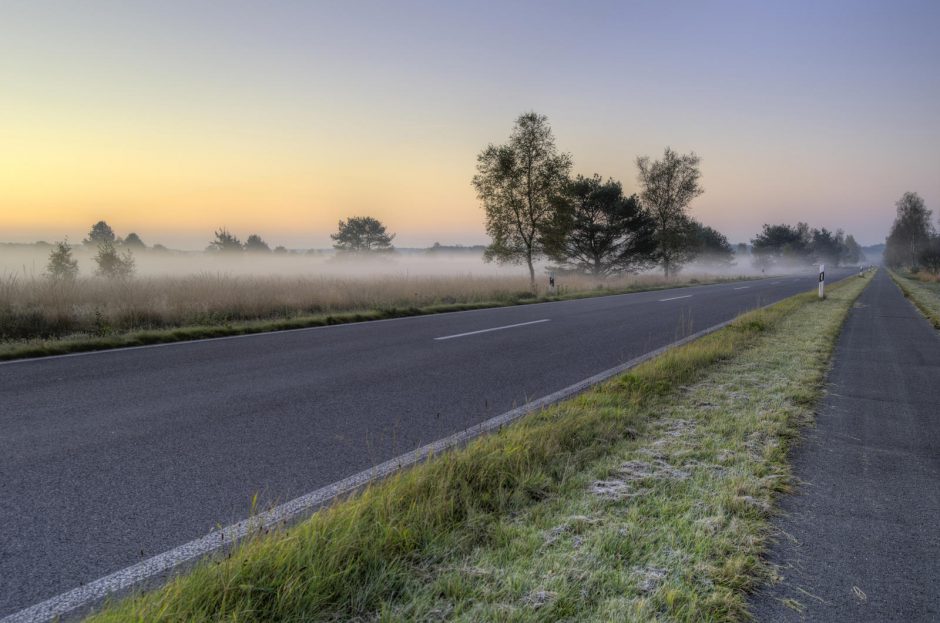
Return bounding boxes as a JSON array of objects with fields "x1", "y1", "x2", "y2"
[{"x1": 818, "y1": 263, "x2": 825, "y2": 299}]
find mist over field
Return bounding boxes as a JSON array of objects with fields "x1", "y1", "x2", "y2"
[{"x1": 0, "y1": 242, "x2": 813, "y2": 283}]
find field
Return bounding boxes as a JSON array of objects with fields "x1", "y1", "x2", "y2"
[
  {"x1": 0, "y1": 247, "x2": 750, "y2": 359},
  {"x1": 84, "y1": 271, "x2": 873, "y2": 622}
]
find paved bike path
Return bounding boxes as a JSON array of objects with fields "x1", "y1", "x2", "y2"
[{"x1": 751, "y1": 269, "x2": 940, "y2": 621}]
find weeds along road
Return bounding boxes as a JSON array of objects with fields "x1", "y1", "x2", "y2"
[{"x1": 0, "y1": 269, "x2": 855, "y2": 619}]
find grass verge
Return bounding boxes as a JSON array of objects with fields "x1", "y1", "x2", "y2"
[
  {"x1": 0, "y1": 276, "x2": 748, "y2": 361},
  {"x1": 888, "y1": 269, "x2": 940, "y2": 328},
  {"x1": 85, "y1": 273, "x2": 872, "y2": 623}
]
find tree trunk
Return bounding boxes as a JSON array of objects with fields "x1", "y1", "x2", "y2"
[{"x1": 527, "y1": 254, "x2": 536, "y2": 290}]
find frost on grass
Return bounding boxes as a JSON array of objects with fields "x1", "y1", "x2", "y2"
[
  {"x1": 589, "y1": 457, "x2": 692, "y2": 500},
  {"x1": 632, "y1": 566, "x2": 668, "y2": 594},
  {"x1": 522, "y1": 590, "x2": 557, "y2": 609},
  {"x1": 544, "y1": 515, "x2": 599, "y2": 545}
]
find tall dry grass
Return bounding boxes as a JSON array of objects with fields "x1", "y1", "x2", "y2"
[{"x1": 0, "y1": 272, "x2": 713, "y2": 342}]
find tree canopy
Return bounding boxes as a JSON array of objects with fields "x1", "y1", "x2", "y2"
[
  {"x1": 636, "y1": 148, "x2": 703, "y2": 276},
  {"x1": 123, "y1": 232, "x2": 146, "y2": 249},
  {"x1": 473, "y1": 112, "x2": 572, "y2": 287},
  {"x1": 46, "y1": 240, "x2": 79, "y2": 281},
  {"x1": 208, "y1": 228, "x2": 244, "y2": 253},
  {"x1": 94, "y1": 240, "x2": 136, "y2": 279},
  {"x1": 687, "y1": 221, "x2": 734, "y2": 267},
  {"x1": 331, "y1": 217, "x2": 395, "y2": 253},
  {"x1": 885, "y1": 191, "x2": 933, "y2": 269},
  {"x1": 544, "y1": 174, "x2": 656, "y2": 276},
  {"x1": 750, "y1": 223, "x2": 811, "y2": 267},
  {"x1": 245, "y1": 234, "x2": 272, "y2": 253},
  {"x1": 84, "y1": 221, "x2": 116, "y2": 246}
]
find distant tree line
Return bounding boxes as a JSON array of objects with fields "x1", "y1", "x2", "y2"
[
  {"x1": 884, "y1": 192, "x2": 939, "y2": 272},
  {"x1": 472, "y1": 112, "x2": 733, "y2": 286},
  {"x1": 207, "y1": 228, "x2": 288, "y2": 254},
  {"x1": 749, "y1": 222, "x2": 862, "y2": 269}
]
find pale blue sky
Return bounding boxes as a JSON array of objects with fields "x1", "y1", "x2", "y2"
[{"x1": 2, "y1": 0, "x2": 938, "y2": 247}]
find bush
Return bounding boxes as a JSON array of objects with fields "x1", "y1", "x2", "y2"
[
  {"x1": 46, "y1": 240, "x2": 79, "y2": 281},
  {"x1": 94, "y1": 241, "x2": 136, "y2": 280}
]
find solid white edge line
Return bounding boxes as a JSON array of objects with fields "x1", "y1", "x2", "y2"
[
  {"x1": 433, "y1": 319, "x2": 550, "y2": 341},
  {"x1": 658, "y1": 295, "x2": 692, "y2": 302},
  {"x1": 1, "y1": 313, "x2": 747, "y2": 623}
]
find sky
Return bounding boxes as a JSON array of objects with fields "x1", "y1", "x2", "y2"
[{"x1": 1, "y1": 0, "x2": 939, "y2": 249}]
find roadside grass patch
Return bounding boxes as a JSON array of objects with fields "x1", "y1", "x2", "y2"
[
  {"x1": 85, "y1": 274, "x2": 872, "y2": 623},
  {"x1": 889, "y1": 270, "x2": 940, "y2": 328}
]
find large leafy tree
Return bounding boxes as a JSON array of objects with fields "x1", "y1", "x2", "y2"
[
  {"x1": 473, "y1": 112, "x2": 572, "y2": 287},
  {"x1": 544, "y1": 174, "x2": 656, "y2": 276},
  {"x1": 636, "y1": 148, "x2": 703, "y2": 277},
  {"x1": 331, "y1": 216, "x2": 395, "y2": 253},
  {"x1": 885, "y1": 191, "x2": 932, "y2": 269}
]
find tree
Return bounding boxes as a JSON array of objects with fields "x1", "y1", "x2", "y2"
[
  {"x1": 885, "y1": 192, "x2": 932, "y2": 269},
  {"x1": 840, "y1": 234, "x2": 862, "y2": 265},
  {"x1": 688, "y1": 220, "x2": 734, "y2": 267},
  {"x1": 331, "y1": 216, "x2": 395, "y2": 253},
  {"x1": 94, "y1": 241, "x2": 136, "y2": 279},
  {"x1": 809, "y1": 227, "x2": 842, "y2": 266},
  {"x1": 123, "y1": 232, "x2": 146, "y2": 249},
  {"x1": 84, "y1": 221, "x2": 116, "y2": 246},
  {"x1": 245, "y1": 234, "x2": 272, "y2": 253},
  {"x1": 273, "y1": 245, "x2": 288, "y2": 254},
  {"x1": 46, "y1": 239, "x2": 79, "y2": 281},
  {"x1": 636, "y1": 147, "x2": 704, "y2": 277},
  {"x1": 208, "y1": 228, "x2": 243, "y2": 253},
  {"x1": 473, "y1": 112, "x2": 572, "y2": 287},
  {"x1": 544, "y1": 174, "x2": 656, "y2": 276},
  {"x1": 750, "y1": 223, "x2": 812, "y2": 267},
  {"x1": 918, "y1": 237, "x2": 940, "y2": 273}
]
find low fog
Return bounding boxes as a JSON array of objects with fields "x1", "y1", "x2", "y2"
[
  {"x1": 0, "y1": 245, "x2": 512, "y2": 278},
  {"x1": 0, "y1": 243, "x2": 828, "y2": 283}
]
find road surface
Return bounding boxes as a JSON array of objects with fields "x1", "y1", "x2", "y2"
[{"x1": 0, "y1": 269, "x2": 851, "y2": 619}]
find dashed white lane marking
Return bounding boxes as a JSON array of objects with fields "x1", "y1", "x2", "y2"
[
  {"x1": 658, "y1": 295, "x2": 693, "y2": 302},
  {"x1": 733, "y1": 286, "x2": 750, "y2": 290},
  {"x1": 434, "y1": 319, "x2": 550, "y2": 341}
]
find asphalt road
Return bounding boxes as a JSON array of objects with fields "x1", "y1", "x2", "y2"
[
  {"x1": 751, "y1": 269, "x2": 940, "y2": 621},
  {"x1": 0, "y1": 269, "x2": 852, "y2": 618}
]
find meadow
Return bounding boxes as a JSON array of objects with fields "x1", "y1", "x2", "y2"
[{"x1": 0, "y1": 246, "x2": 749, "y2": 357}]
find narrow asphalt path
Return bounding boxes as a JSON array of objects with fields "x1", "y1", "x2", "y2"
[
  {"x1": 751, "y1": 269, "x2": 940, "y2": 621},
  {"x1": 0, "y1": 270, "x2": 850, "y2": 618}
]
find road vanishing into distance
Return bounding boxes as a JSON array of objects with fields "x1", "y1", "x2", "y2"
[{"x1": 0, "y1": 269, "x2": 855, "y2": 619}]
